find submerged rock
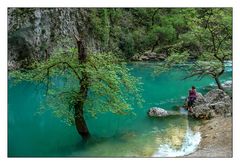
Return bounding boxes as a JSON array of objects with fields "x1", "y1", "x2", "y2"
[
  {"x1": 222, "y1": 80, "x2": 232, "y2": 89},
  {"x1": 148, "y1": 107, "x2": 169, "y2": 117},
  {"x1": 148, "y1": 107, "x2": 181, "y2": 117},
  {"x1": 164, "y1": 127, "x2": 187, "y2": 150}
]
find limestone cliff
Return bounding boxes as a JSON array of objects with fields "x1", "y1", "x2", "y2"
[{"x1": 8, "y1": 8, "x2": 100, "y2": 69}]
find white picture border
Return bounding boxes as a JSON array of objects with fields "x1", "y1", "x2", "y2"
[{"x1": 1, "y1": 0, "x2": 239, "y2": 164}]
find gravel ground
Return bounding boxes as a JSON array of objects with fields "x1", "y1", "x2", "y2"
[{"x1": 184, "y1": 116, "x2": 232, "y2": 158}]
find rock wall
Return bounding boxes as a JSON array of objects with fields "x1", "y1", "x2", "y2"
[{"x1": 8, "y1": 8, "x2": 99, "y2": 69}]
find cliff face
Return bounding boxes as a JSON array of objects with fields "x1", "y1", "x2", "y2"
[{"x1": 8, "y1": 8, "x2": 99, "y2": 69}]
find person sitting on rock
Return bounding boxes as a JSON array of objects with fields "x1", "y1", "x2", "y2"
[{"x1": 187, "y1": 86, "x2": 197, "y2": 112}]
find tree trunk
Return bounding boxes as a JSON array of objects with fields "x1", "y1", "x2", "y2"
[
  {"x1": 214, "y1": 77, "x2": 224, "y2": 91},
  {"x1": 45, "y1": 49, "x2": 49, "y2": 60},
  {"x1": 151, "y1": 38, "x2": 158, "y2": 52},
  {"x1": 151, "y1": 9, "x2": 159, "y2": 26},
  {"x1": 74, "y1": 74, "x2": 91, "y2": 141},
  {"x1": 74, "y1": 35, "x2": 91, "y2": 140},
  {"x1": 74, "y1": 96, "x2": 90, "y2": 141}
]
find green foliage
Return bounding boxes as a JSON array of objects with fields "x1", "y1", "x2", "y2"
[
  {"x1": 153, "y1": 8, "x2": 232, "y2": 82},
  {"x1": 119, "y1": 32, "x2": 135, "y2": 59},
  {"x1": 10, "y1": 48, "x2": 143, "y2": 125},
  {"x1": 186, "y1": 8, "x2": 231, "y2": 57},
  {"x1": 146, "y1": 25, "x2": 176, "y2": 49},
  {"x1": 87, "y1": 8, "x2": 197, "y2": 58},
  {"x1": 89, "y1": 9, "x2": 110, "y2": 50},
  {"x1": 154, "y1": 51, "x2": 190, "y2": 75},
  {"x1": 10, "y1": 8, "x2": 232, "y2": 61},
  {"x1": 185, "y1": 8, "x2": 232, "y2": 79},
  {"x1": 132, "y1": 29, "x2": 146, "y2": 54},
  {"x1": 10, "y1": 8, "x2": 232, "y2": 95},
  {"x1": 84, "y1": 52, "x2": 143, "y2": 117}
]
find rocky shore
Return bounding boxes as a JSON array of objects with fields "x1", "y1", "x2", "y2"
[
  {"x1": 147, "y1": 88, "x2": 232, "y2": 157},
  {"x1": 186, "y1": 116, "x2": 232, "y2": 157},
  {"x1": 184, "y1": 89, "x2": 232, "y2": 157}
]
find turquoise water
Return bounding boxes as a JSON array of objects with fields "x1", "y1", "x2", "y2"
[{"x1": 8, "y1": 62, "x2": 232, "y2": 157}]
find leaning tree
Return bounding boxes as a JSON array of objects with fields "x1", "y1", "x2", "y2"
[
  {"x1": 183, "y1": 8, "x2": 232, "y2": 90},
  {"x1": 10, "y1": 35, "x2": 143, "y2": 141},
  {"x1": 154, "y1": 8, "x2": 232, "y2": 90}
]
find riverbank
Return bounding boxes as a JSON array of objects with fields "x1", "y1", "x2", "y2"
[{"x1": 185, "y1": 116, "x2": 232, "y2": 157}]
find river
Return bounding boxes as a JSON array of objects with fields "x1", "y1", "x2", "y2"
[{"x1": 8, "y1": 61, "x2": 232, "y2": 157}]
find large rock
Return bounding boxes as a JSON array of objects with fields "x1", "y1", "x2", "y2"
[
  {"x1": 131, "y1": 52, "x2": 166, "y2": 61},
  {"x1": 191, "y1": 104, "x2": 216, "y2": 119},
  {"x1": 209, "y1": 101, "x2": 232, "y2": 116},
  {"x1": 190, "y1": 89, "x2": 232, "y2": 119},
  {"x1": 148, "y1": 107, "x2": 169, "y2": 117},
  {"x1": 148, "y1": 107, "x2": 181, "y2": 117},
  {"x1": 205, "y1": 89, "x2": 231, "y2": 104},
  {"x1": 148, "y1": 89, "x2": 232, "y2": 119}
]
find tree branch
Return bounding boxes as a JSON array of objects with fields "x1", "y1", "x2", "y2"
[
  {"x1": 44, "y1": 61, "x2": 81, "y2": 82},
  {"x1": 151, "y1": 9, "x2": 160, "y2": 26}
]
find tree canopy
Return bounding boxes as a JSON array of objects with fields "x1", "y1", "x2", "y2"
[
  {"x1": 153, "y1": 8, "x2": 232, "y2": 89},
  {"x1": 9, "y1": 8, "x2": 232, "y2": 139},
  {"x1": 9, "y1": 8, "x2": 232, "y2": 63},
  {"x1": 10, "y1": 45, "x2": 143, "y2": 126}
]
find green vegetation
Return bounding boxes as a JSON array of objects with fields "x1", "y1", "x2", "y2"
[
  {"x1": 154, "y1": 9, "x2": 232, "y2": 90},
  {"x1": 86, "y1": 8, "x2": 232, "y2": 62},
  {"x1": 10, "y1": 37, "x2": 143, "y2": 140},
  {"x1": 9, "y1": 8, "x2": 232, "y2": 140},
  {"x1": 9, "y1": 8, "x2": 232, "y2": 62}
]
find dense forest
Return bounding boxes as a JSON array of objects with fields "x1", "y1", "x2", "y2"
[
  {"x1": 8, "y1": 8, "x2": 232, "y2": 64},
  {"x1": 8, "y1": 8, "x2": 232, "y2": 143}
]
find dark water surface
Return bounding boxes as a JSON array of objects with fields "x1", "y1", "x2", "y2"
[{"x1": 8, "y1": 62, "x2": 232, "y2": 157}]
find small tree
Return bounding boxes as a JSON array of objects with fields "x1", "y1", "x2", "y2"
[
  {"x1": 147, "y1": 25, "x2": 176, "y2": 53},
  {"x1": 154, "y1": 8, "x2": 232, "y2": 90},
  {"x1": 183, "y1": 8, "x2": 232, "y2": 90},
  {"x1": 10, "y1": 36, "x2": 143, "y2": 141}
]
